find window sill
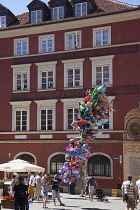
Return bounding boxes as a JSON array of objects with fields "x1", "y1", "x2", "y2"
[
  {"x1": 64, "y1": 86, "x2": 83, "y2": 90},
  {"x1": 12, "y1": 90, "x2": 30, "y2": 93},
  {"x1": 37, "y1": 88, "x2": 56, "y2": 92}
]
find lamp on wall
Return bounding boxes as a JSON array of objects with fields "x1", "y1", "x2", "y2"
[{"x1": 119, "y1": 155, "x2": 122, "y2": 164}]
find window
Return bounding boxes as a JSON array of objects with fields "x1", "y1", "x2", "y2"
[
  {"x1": 88, "y1": 155, "x2": 111, "y2": 177},
  {"x1": 93, "y1": 26, "x2": 111, "y2": 47},
  {"x1": 65, "y1": 31, "x2": 81, "y2": 50},
  {"x1": 14, "y1": 38, "x2": 29, "y2": 56},
  {"x1": 11, "y1": 64, "x2": 31, "y2": 92},
  {"x1": 41, "y1": 109, "x2": 53, "y2": 130},
  {"x1": 35, "y1": 99, "x2": 57, "y2": 131},
  {"x1": 75, "y1": 2, "x2": 87, "y2": 17},
  {"x1": 0, "y1": 16, "x2": 6, "y2": 27},
  {"x1": 39, "y1": 35, "x2": 54, "y2": 53},
  {"x1": 9, "y1": 101, "x2": 31, "y2": 132},
  {"x1": 16, "y1": 154, "x2": 35, "y2": 164},
  {"x1": 62, "y1": 58, "x2": 84, "y2": 89},
  {"x1": 50, "y1": 154, "x2": 65, "y2": 174},
  {"x1": 68, "y1": 108, "x2": 78, "y2": 130},
  {"x1": 90, "y1": 55, "x2": 114, "y2": 86},
  {"x1": 36, "y1": 61, "x2": 56, "y2": 90},
  {"x1": 61, "y1": 98, "x2": 83, "y2": 130},
  {"x1": 52, "y1": 6, "x2": 64, "y2": 20},
  {"x1": 31, "y1": 10, "x2": 42, "y2": 23}
]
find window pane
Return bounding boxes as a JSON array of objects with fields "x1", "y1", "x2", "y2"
[
  {"x1": 75, "y1": 69, "x2": 80, "y2": 86},
  {"x1": 41, "y1": 110, "x2": 46, "y2": 130},
  {"x1": 68, "y1": 69, "x2": 73, "y2": 87}
]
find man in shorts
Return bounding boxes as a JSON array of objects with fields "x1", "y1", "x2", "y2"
[
  {"x1": 51, "y1": 174, "x2": 65, "y2": 206},
  {"x1": 122, "y1": 175, "x2": 137, "y2": 210},
  {"x1": 41, "y1": 173, "x2": 50, "y2": 208},
  {"x1": 88, "y1": 173, "x2": 98, "y2": 201},
  {"x1": 28, "y1": 172, "x2": 35, "y2": 202}
]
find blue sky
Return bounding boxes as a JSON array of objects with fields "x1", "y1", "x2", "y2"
[{"x1": 0, "y1": 0, "x2": 139, "y2": 15}]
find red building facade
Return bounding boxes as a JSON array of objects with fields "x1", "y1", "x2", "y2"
[{"x1": 0, "y1": 0, "x2": 140, "y2": 193}]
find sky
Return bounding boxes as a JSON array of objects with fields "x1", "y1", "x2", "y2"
[{"x1": 0, "y1": 0, "x2": 140, "y2": 16}]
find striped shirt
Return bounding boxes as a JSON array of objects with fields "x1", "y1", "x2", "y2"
[{"x1": 121, "y1": 181, "x2": 135, "y2": 199}]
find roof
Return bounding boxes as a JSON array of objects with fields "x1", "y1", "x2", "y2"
[{"x1": 0, "y1": 0, "x2": 139, "y2": 31}]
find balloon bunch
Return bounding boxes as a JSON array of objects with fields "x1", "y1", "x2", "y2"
[{"x1": 59, "y1": 83, "x2": 115, "y2": 183}]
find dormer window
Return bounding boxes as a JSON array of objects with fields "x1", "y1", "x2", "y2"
[
  {"x1": 0, "y1": 16, "x2": 6, "y2": 27},
  {"x1": 31, "y1": 10, "x2": 42, "y2": 23},
  {"x1": 52, "y1": 6, "x2": 64, "y2": 20},
  {"x1": 75, "y1": 2, "x2": 87, "y2": 17}
]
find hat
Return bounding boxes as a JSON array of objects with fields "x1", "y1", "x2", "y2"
[
  {"x1": 127, "y1": 175, "x2": 132, "y2": 179},
  {"x1": 18, "y1": 177, "x2": 24, "y2": 181}
]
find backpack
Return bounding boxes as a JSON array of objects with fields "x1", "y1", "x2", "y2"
[{"x1": 16, "y1": 185, "x2": 27, "y2": 203}]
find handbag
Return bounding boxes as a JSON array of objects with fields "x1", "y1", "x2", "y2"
[{"x1": 123, "y1": 193, "x2": 128, "y2": 201}]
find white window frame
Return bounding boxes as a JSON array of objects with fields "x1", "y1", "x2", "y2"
[
  {"x1": 75, "y1": 2, "x2": 87, "y2": 17},
  {"x1": 90, "y1": 55, "x2": 114, "y2": 86},
  {"x1": 52, "y1": 6, "x2": 64, "y2": 20},
  {"x1": 93, "y1": 26, "x2": 111, "y2": 47},
  {"x1": 39, "y1": 34, "x2": 54, "y2": 53},
  {"x1": 62, "y1": 58, "x2": 84, "y2": 89},
  {"x1": 31, "y1": 10, "x2": 42, "y2": 23},
  {"x1": 61, "y1": 98, "x2": 83, "y2": 130},
  {"x1": 11, "y1": 64, "x2": 31, "y2": 92},
  {"x1": 0, "y1": 16, "x2": 6, "y2": 27},
  {"x1": 9, "y1": 101, "x2": 31, "y2": 132},
  {"x1": 14, "y1": 38, "x2": 29, "y2": 56},
  {"x1": 36, "y1": 61, "x2": 57, "y2": 90},
  {"x1": 34, "y1": 100, "x2": 57, "y2": 131},
  {"x1": 65, "y1": 30, "x2": 81, "y2": 50}
]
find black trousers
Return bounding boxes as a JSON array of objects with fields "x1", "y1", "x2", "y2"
[{"x1": 14, "y1": 200, "x2": 29, "y2": 210}]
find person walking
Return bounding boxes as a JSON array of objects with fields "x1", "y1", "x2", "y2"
[
  {"x1": 9, "y1": 173, "x2": 18, "y2": 196},
  {"x1": 51, "y1": 174, "x2": 65, "y2": 206},
  {"x1": 84, "y1": 173, "x2": 90, "y2": 199},
  {"x1": 122, "y1": 175, "x2": 137, "y2": 210},
  {"x1": 41, "y1": 173, "x2": 50, "y2": 208},
  {"x1": 28, "y1": 172, "x2": 35, "y2": 202},
  {"x1": 88, "y1": 173, "x2": 98, "y2": 201},
  {"x1": 14, "y1": 177, "x2": 29, "y2": 210},
  {"x1": 136, "y1": 176, "x2": 140, "y2": 204},
  {"x1": 35, "y1": 172, "x2": 42, "y2": 201}
]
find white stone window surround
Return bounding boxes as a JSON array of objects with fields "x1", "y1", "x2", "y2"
[
  {"x1": 35, "y1": 61, "x2": 57, "y2": 91},
  {"x1": 62, "y1": 58, "x2": 84, "y2": 89},
  {"x1": 14, "y1": 37, "x2": 29, "y2": 56},
  {"x1": 34, "y1": 99, "x2": 57, "y2": 131},
  {"x1": 61, "y1": 98, "x2": 83, "y2": 130},
  {"x1": 11, "y1": 64, "x2": 31, "y2": 92},
  {"x1": 93, "y1": 26, "x2": 111, "y2": 47},
  {"x1": 90, "y1": 55, "x2": 114, "y2": 87},
  {"x1": 38, "y1": 34, "x2": 55, "y2": 53},
  {"x1": 65, "y1": 30, "x2": 81, "y2": 51},
  {"x1": 9, "y1": 101, "x2": 31, "y2": 132}
]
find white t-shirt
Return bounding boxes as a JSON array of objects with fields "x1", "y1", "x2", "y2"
[
  {"x1": 136, "y1": 179, "x2": 140, "y2": 193},
  {"x1": 29, "y1": 175, "x2": 35, "y2": 186}
]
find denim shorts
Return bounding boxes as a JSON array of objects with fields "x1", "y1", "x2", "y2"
[
  {"x1": 88, "y1": 186, "x2": 95, "y2": 194},
  {"x1": 52, "y1": 189, "x2": 60, "y2": 199},
  {"x1": 42, "y1": 190, "x2": 48, "y2": 197}
]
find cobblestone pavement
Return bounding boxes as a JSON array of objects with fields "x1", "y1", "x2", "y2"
[{"x1": 1, "y1": 193, "x2": 140, "y2": 210}]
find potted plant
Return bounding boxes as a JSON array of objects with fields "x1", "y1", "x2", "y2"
[
  {"x1": 1, "y1": 196, "x2": 14, "y2": 208},
  {"x1": 0, "y1": 180, "x2": 4, "y2": 196}
]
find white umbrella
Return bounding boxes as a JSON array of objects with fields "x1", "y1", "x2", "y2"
[{"x1": 0, "y1": 159, "x2": 45, "y2": 172}]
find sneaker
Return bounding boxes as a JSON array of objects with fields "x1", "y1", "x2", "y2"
[
  {"x1": 60, "y1": 203, "x2": 65, "y2": 206},
  {"x1": 54, "y1": 203, "x2": 56, "y2": 206}
]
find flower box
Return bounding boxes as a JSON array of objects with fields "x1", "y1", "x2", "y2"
[{"x1": 1, "y1": 197, "x2": 14, "y2": 209}]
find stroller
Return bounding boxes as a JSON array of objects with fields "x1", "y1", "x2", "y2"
[{"x1": 95, "y1": 188, "x2": 108, "y2": 201}]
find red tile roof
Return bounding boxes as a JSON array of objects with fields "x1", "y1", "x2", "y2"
[{"x1": 0, "y1": 0, "x2": 139, "y2": 31}]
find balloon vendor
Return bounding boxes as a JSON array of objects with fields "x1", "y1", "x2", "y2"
[{"x1": 59, "y1": 83, "x2": 115, "y2": 183}]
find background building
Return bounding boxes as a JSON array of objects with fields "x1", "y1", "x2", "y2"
[{"x1": 0, "y1": 0, "x2": 140, "y2": 194}]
